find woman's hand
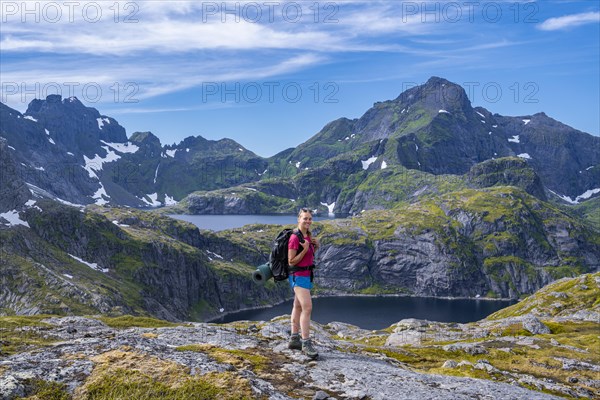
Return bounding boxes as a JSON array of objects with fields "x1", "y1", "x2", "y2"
[
  {"x1": 311, "y1": 237, "x2": 320, "y2": 249},
  {"x1": 299, "y1": 239, "x2": 310, "y2": 252}
]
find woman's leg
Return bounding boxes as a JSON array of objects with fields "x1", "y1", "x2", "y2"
[
  {"x1": 290, "y1": 295, "x2": 301, "y2": 334},
  {"x1": 293, "y1": 286, "x2": 313, "y2": 339}
]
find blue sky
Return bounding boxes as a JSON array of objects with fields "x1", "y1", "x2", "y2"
[{"x1": 1, "y1": 0, "x2": 599, "y2": 157}]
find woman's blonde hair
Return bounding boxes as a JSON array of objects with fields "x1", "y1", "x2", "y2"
[{"x1": 298, "y1": 207, "x2": 313, "y2": 217}]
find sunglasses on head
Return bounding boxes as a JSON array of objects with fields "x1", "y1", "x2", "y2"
[{"x1": 298, "y1": 207, "x2": 313, "y2": 216}]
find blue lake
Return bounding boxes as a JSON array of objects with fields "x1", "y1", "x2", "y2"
[
  {"x1": 211, "y1": 296, "x2": 516, "y2": 330},
  {"x1": 169, "y1": 214, "x2": 343, "y2": 231}
]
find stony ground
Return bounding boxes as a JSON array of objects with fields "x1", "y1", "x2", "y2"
[
  {"x1": 1, "y1": 274, "x2": 598, "y2": 399},
  {"x1": 0, "y1": 314, "x2": 581, "y2": 400}
]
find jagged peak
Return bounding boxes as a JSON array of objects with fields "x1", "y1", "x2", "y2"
[
  {"x1": 392, "y1": 76, "x2": 471, "y2": 114},
  {"x1": 129, "y1": 131, "x2": 162, "y2": 147},
  {"x1": 25, "y1": 95, "x2": 87, "y2": 115}
]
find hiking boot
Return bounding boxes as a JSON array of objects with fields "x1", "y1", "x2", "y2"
[
  {"x1": 288, "y1": 333, "x2": 301, "y2": 350},
  {"x1": 302, "y1": 338, "x2": 318, "y2": 359}
]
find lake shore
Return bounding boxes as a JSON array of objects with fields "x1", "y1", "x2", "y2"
[{"x1": 206, "y1": 292, "x2": 517, "y2": 326}]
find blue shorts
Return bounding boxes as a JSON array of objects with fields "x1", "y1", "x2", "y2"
[{"x1": 289, "y1": 275, "x2": 313, "y2": 290}]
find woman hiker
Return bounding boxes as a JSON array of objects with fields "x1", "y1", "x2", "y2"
[{"x1": 287, "y1": 207, "x2": 320, "y2": 359}]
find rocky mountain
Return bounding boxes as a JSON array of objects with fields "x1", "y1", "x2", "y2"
[
  {"x1": 0, "y1": 96, "x2": 266, "y2": 208},
  {"x1": 1, "y1": 273, "x2": 598, "y2": 399},
  {"x1": 0, "y1": 201, "x2": 287, "y2": 321},
  {"x1": 196, "y1": 186, "x2": 598, "y2": 300},
  {"x1": 1, "y1": 77, "x2": 598, "y2": 324},
  {"x1": 314, "y1": 187, "x2": 599, "y2": 298},
  {"x1": 3, "y1": 183, "x2": 597, "y2": 321},
  {"x1": 1, "y1": 77, "x2": 598, "y2": 214},
  {"x1": 169, "y1": 155, "x2": 546, "y2": 216},
  {"x1": 267, "y1": 77, "x2": 599, "y2": 208}
]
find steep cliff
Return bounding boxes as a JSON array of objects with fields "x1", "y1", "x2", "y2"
[
  {"x1": 1, "y1": 201, "x2": 289, "y2": 320},
  {"x1": 0, "y1": 138, "x2": 31, "y2": 213},
  {"x1": 313, "y1": 187, "x2": 599, "y2": 298}
]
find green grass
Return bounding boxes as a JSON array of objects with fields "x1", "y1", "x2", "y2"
[
  {"x1": 77, "y1": 349, "x2": 254, "y2": 400},
  {"x1": 0, "y1": 315, "x2": 57, "y2": 355},
  {"x1": 97, "y1": 315, "x2": 182, "y2": 329},
  {"x1": 487, "y1": 272, "x2": 600, "y2": 320},
  {"x1": 82, "y1": 368, "x2": 252, "y2": 400},
  {"x1": 357, "y1": 284, "x2": 403, "y2": 295},
  {"x1": 19, "y1": 379, "x2": 71, "y2": 400},
  {"x1": 176, "y1": 345, "x2": 270, "y2": 373}
]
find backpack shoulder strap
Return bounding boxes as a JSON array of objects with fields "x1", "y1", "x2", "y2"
[{"x1": 293, "y1": 229, "x2": 305, "y2": 243}]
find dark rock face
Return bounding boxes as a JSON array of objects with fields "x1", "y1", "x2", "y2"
[
  {"x1": 2, "y1": 202, "x2": 289, "y2": 321},
  {"x1": 313, "y1": 189, "x2": 600, "y2": 299},
  {"x1": 0, "y1": 101, "x2": 101, "y2": 205},
  {"x1": 467, "y1": 157, "x2": 547, "y2": 200},
  {"x1": 0, "y1": 138, "x2": 31, "y2": 212},
  {"x1": 494, "y1": 113, "x2": 600, "y2": 199},
  {"x1": 25, "y1": 95, "x2": 127, "y2": 153}
]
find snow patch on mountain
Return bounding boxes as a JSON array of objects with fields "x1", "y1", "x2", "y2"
[
  {"x1": 91, "y1": 182, "x2": 110, "y2": 206},
  {"x1": 97, "y1": 117, "x2": 111, "y2": 129},
  {"x1": 142, "y1": 193, "x2": 161, "y2": 207},
  {"x1": 25, "y1": 200, "x2": 42, "y2": 212},
  {"x1": 82, "y1": 146, "x2": 122, "y2": 179},
  {"x1": 0, "y1": 210, "x2": 29, "y2": 228},
  {"x1": 361, "y1": 156, "x2": 377, "y2": 170},
  {"x1": 68, "y1": 254, "x2": 108, "y2": 273},
  {"x1": 101, "y1": 141, "x2": 139, "y2": 154},
  {"x1": 164, "y1": 195, "x2": 177, "y2": 206},
  {"x1": 549, "y1": 188, "x2": 600, "y2": 204},
  {"x1": 165, "y1": 149, "x2": 177, "y2": 158},
  {"x1": 320, "y1": 201, "x2": 335, "y2": 215}
]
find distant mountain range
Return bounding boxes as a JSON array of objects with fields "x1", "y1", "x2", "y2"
[
  {"x1": 1, "y1": 77, "x2": 598, "y2": 213},
  {"x1": 1, "y1": 77, "x2": 598, "y2": 320}
]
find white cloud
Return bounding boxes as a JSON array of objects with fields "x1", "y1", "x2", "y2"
[
  {"x1": 0, "y1": 52, "x2": 325, "y2": 111},
  {"x1": 538, "y1": 12, "x2": 600, "y2": 31}
]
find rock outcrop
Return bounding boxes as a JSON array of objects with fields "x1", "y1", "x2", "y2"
[
  {"x1": 0, "y1": 316, "x2": 567, "y2": 400},
  {"x1": 314, "y1": 187, "x2": 599, "y2": 298},
  {"x1": 1, "y1": 201, "x2": 289, "y2": 321},
  {"x1": 3, "y1": 272, "x2": 599, "y2": 400}
]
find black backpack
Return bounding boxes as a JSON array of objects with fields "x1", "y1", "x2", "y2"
[{"x1": 269, "y1": 228, "x2": 304, "y2": 281}]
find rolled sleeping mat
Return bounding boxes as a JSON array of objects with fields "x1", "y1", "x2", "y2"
[{"x1": 252, "y1": 263, "x2": 273, "y2": 284}]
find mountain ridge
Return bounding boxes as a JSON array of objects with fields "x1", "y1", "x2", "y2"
[{"x1": 1, "y1": 77, "x2": 598, "y2": 213}]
